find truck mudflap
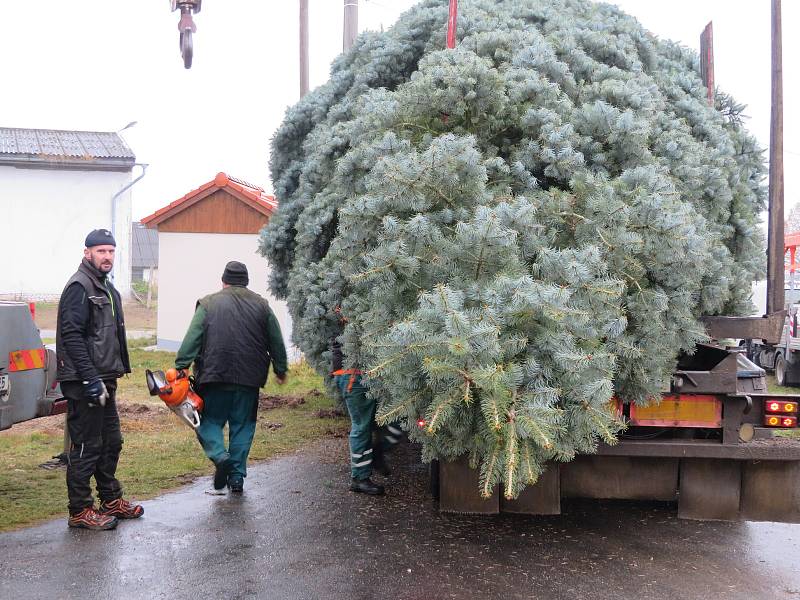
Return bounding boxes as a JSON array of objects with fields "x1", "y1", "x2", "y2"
[{"x1": 437, "y1": 438, "x2": 800, "y2": 523}]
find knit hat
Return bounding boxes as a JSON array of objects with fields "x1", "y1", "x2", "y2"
[
  {"x1": 85, "y1": 229, "x2": 116, "y2": 248},
  {"x1": 222, "y1": 261, "x2": 249, "y2": 286}
]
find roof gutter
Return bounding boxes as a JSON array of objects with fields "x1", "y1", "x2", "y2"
[
  {"x1": 111, "y1": 163, "x2": 148, "y2": 240},
  {"x1": 0, "y1": 155, "x2": 135, "y2": 171}
]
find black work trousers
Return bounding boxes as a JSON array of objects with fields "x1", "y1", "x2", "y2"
[{"x1": 62, "y1": 380, "x2": 124, "y2": 514}]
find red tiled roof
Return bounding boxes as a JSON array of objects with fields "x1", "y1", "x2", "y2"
[{"x1": 141, "y1": 172, "x2": 278, "y2": 227}]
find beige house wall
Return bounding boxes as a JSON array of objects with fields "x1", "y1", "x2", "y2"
[
  {"x1": 0, "y1": 166, "x2": 133, "y2": 299},
  {"x1": 155, "y1": 232, "x2": 296, "y2": 361}
]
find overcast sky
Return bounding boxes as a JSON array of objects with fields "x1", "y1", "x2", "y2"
[{"x1": 0, "y1": 0, "x2": 796, "y2": 222}]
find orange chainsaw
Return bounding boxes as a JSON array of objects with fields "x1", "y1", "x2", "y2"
[{"x1": 146, "y1": 368, "x2": 204, "y2": 429}]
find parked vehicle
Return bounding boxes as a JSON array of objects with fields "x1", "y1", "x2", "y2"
[
  {"x1": 749, "y1": 304, "x2": 800, "y2": 386},
  {"x1": 0, "y1": 301, "x2": 65, "y2": 430}
]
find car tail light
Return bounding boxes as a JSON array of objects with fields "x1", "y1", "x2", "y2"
[
  {"x1": 764, "y1": 400, "x2": 799, "y2": 414},
  {"x1": 764, "y1": 415, "x2": 797, "y2": 427}
]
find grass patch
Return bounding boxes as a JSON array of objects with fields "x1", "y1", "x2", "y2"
[
  {"x1": 0, "y1": 356, "x2": 343, "y2": 532},
  {"x1": 34, "y1": 301, "x2": 157, "y2": 330},
  {"x1": 117, "y1": 338, "x2": 170, "y2": 405},
  {"x1": 132, "y1": 280, "x2": 157, "y2": 301},
  {"x1": 766, "y1": 375, "x2": 798, "y2": 395}
]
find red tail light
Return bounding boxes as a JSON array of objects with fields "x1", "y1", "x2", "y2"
[
  {"x1": 765, "y1": 415, "x2": 797, "y2": 427},
  {"x1": 764, "y1": 400, "x2": 798, "y2": 414}
]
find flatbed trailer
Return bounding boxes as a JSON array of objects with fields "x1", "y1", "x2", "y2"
[{"x1": 436, "y1": 344, "x2": 800, "y2": 522}]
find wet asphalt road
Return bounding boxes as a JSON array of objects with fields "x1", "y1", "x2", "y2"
[{"x1": 1, "y1": 439, "x2": 798, "y2": 600}]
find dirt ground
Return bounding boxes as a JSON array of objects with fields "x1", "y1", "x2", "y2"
[
  {"x1": 4, "y1": 390, "x2": 347, "y2": 443},
  {"x1": 34, "y1": 301, "x2": 156, "y2": 330}
]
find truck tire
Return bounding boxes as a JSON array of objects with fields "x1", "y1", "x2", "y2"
[
  {"x1": 776, "y1": 354, "x2": 788, "y2": 386},
  {"x1": 752, "y1": 348, "x2": 763, "y2": 368}
]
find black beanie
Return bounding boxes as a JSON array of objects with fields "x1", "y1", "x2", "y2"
[
  {"x1": 222, "y1": 261, "x2": 249, "y2": 286},
  {"x1": 85, "y1": 229, "x2": 116, "y2": 248}
]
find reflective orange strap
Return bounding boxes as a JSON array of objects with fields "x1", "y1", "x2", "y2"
[
  {"x1": 331, "y1": 368, "x2": 363, "y2": 376},
  {"x1": 331, "y1": 369, "x2": 363, "y2": 392}
]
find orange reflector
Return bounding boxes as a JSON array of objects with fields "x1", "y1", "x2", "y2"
[
  {"x1": 7, "y1": 348, "x2": 46, "y2": 372},
  {"x1": 765, "y1": 400, "x2": 798, "y2": 414},
  {"x1": 630, "y1": 394, "x2": 722, "y2": 428},
  {"x1": 765, "y1": 414, "x2": 797, "y2": 427}
]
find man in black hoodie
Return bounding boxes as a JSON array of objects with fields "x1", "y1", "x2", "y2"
[{"x1": 56, "y1": 229, "x2": 143, "y2": 530}]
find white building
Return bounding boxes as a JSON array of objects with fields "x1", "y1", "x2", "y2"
[
  {"x1": 141, "y1": 172, "x2": 295, "y2": 358},
  {"x1": 0, "y1": 127, "x2": 138, "y2": 299}
]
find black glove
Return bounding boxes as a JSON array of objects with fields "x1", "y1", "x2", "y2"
[{"x1": 83, "y1": 378, "x2": 109, "y2": 407}]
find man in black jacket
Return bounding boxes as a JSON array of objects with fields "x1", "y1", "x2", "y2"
[{"x1": 56, "y1": 229, "x2": 143, "y2": 530}]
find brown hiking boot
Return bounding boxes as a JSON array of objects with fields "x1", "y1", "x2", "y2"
[
  {"x1": 99, "y1": 498, "x2": 144, "y2": 519},
  {"x1": 68, "y1": 507, "x2": 118, "y2": 530}
]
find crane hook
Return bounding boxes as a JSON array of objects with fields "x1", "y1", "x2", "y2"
[{"x1": 171, "y1": 0, "x2": 201, "y2": 69}]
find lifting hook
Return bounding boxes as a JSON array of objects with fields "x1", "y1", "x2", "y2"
[{"x1": 171, "y1": 0, "x2": 202, "y2": 69}]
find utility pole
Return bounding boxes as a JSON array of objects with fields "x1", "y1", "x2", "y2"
[
  {"x1": 343, "y1": 0, "x2": 358, "y2": 51},
  {"x1": 767, "y1": 0, "x2": 785, "y2": 315},
  {"x1": 300, "y1": 0, "x2": 309, "y2": 97}
]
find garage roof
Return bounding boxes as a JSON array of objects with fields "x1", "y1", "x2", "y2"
[{"x1": 141, "y1": 172, "x2": 278, "y2": 234}]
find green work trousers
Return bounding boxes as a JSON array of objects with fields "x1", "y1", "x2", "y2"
[
  {"x1": 335, "y1": 374, "x2": 375, "y2": 481},
  {"x1": 196, "y1": 384, "x2": 259, "y2": 481}
]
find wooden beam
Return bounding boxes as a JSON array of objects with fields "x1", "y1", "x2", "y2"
[
  {"x1": 300, "y1": 0, "x2": 309, "y2": 98},
  {"x1": 343, "y1": 0, "x2": 358, "y2": 51},
  {"x1": 699, "y1": 22, "x2": 714, "y2": 106},
  {"x1": 447, "y1": 0, "x2": 458, "y2": 49},
  {"x1": 767, "y1": 0, "x2": 785, "y2": 314}
]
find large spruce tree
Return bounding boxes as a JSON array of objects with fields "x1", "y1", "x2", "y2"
[{"x1": 259, "y1": 0, "x2": 766, "y2": 499}]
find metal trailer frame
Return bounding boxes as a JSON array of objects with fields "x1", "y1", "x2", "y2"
[
  {"x1": 436, "y1": 346, "x2": 800, "y2": 522},
  {"x1": 438, "y1": 438, "x2": 800, "y2": 522}
]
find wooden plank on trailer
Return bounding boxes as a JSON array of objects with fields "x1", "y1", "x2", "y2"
[
  {"x1": 700, "y1": 22, "x2": 714, "y2": 105},
  {"x1": 561, "y1": 456, "x2": 679, "y2": 501},
  {"x1": 501, "y1": 464, "x2": 560, "y2": 515},
  {"x1": 678, "y1": 459, "x2": 741, "y2": 521},
  {"x1": 438, "y1": 456, "x2": 499, "y2": 514}
]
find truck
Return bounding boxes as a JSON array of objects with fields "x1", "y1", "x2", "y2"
[
  {"x1": 0, "y1": 301, "x2": 65, "y2": 431},
  {"x1": 748, "y1": 304, "x2": 800, "y2": 386},
  {"x1": 748, "y1": 232, "x2": 800, "y2": 386},
  {"x1": 433, "y1": 0, "x2": 800, "y2": 524}
]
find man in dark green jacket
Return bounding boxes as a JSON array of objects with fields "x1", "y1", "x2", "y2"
[{"x1": 175, "y1": 261, "x2": 288, "y2": 493}]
